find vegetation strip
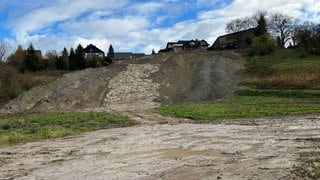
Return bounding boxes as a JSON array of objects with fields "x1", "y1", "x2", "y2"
[
  {"x1": 157, "y1": 95, "x2": 320, "y2": 120},
  {"x1": 158, "y1": 49, "x2": 320, "y2": 120},
  {"x1": 0, "y1": 112, "x2": 133, "y2": 147}
]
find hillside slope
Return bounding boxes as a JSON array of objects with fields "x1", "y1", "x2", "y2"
[{"x1": 0, "y1": 51, "x2": 244, "y2": 113}]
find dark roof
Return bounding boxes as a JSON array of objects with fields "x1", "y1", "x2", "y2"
[
  {"x1": 215, "y1": 28, "x2": 256, "y2": 39},
  {"x1": 84, "y1": 44, "x2": 104, "y2": 54}
]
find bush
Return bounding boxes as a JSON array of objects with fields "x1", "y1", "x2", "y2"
[{"x1": 249, "y1": 34, "x2": 277, "y2": 56}]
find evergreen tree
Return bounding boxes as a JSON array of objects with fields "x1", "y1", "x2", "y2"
[
  {"x1": 255, "y1": 14, "x2": 268, "y2": 37},
  {"x1": 75, "y1": 44, "x2": 86, "y2": 69},
  {"x1": 107, "y1": 44, "x2": 115, "y2": 60},
  {"x1": 24, "y1": 43, "x2": 41, "y2": 72},
  {"x1": 61, "y1": 47, "x2": 69, "y2": 70},
  {"x1": 55, "y1": 56, "x2": 65, "y2": 70},
  {"x1": 68, "y1": 48, "x2": 76, "y2": 70}
]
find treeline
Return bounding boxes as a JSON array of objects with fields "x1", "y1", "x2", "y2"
[
  {"x1": 226, "y1": 11, "x2": 320, "y2": 56},
  {"x1": 6, "y1": 44, "x2": 113, "y2": 73}
]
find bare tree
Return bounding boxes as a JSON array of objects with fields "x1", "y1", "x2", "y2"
[
  {"x1": 269, "y1": 13, "x2": 299, "y2": 48},
  {"x1": 226, "y1": 18, "x2": 254, "y2": 33},
  {"x1": 0, "y1": 40, "x2": 11, "y2": 61},
  {"x1": 225, "y1": 11, "x2": 268, "y2": 34}
]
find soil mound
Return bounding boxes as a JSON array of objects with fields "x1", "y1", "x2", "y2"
[{"x1": 0, "y1": 50, "x2": 244, "y2": 113}]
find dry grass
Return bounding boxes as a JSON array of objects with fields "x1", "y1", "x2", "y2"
[
  {"x1": 244, "y1": 49, "x2": 320, "y2": 89},
  {"x1": 0, "y1": 63, "x2": 66, "y2": 105},
  {"x1": 245, "y1": 73, "x2": 320, "y2": 89}
]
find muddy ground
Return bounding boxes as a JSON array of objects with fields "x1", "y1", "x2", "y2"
[{"x1": 0, "y1": 113, "x2": 319, "y2": 179}]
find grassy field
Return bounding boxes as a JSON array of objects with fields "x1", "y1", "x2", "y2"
[
  {"x1": 157, "y1": 90, "x2": 320, "y2": 120},
  {"x1": 157, "y1": 49, "x2": 320, "y2": 120},
  {"x1": 0, "y1": 112, "x2": 134, "y2": 147}
]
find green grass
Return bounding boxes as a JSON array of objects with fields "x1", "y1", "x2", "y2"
[
  {"x1": 315, "y1": 166, "x2": 320, "y2": 178},
  {"x1": 244, "y1": 49, "x2": 320, "y2": 89},
  {"x1": 158, "y1": 49, "x2": 320, "y2": 120},
  {"x1": 157, "y1": 91, "x2": 320, "y2": 120},
  {"x1": 0, "y1": 112, "x2": 132, "y2": 147}
]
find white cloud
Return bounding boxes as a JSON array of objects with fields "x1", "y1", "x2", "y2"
[
  {"x1": 74, "y1": 37, "x2": 111, "y2": 52},
  {"x1": 3, "y1": 0, "x2": 320, "y2": 55}
]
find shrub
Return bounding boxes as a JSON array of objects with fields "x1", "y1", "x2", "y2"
[{"x1": 249, "y1": 34, "x2": 277, "y2": 56}]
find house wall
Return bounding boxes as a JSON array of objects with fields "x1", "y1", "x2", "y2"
[{"x1": 212, "y1": 28, "x2": 256, "y2": 49}]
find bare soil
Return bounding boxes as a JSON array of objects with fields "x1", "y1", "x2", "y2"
[
  {"x1": 0, "y1": 50, "x2": 319, "y2": 179},
  {"x1": 0, "y1": 50, "x2": 244, "y2": 113},
  {"x1": 0, "y1": 114, "x2": 319, "y2": 179}
]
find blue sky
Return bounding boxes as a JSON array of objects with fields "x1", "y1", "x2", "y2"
[{"x1": 0, "y1": 0, "x2": 319, "y2": 54}]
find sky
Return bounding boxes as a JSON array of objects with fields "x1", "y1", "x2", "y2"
[{"x1": 0, "y1": 0, "x2": 320, "y2": 55}]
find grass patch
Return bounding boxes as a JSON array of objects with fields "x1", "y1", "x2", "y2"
[
  {"x1": 315, "y1": 166, "x2": 320, "y2": 178},
  {"x1": 157, "y1": 93, "x2": 320, "y2": 120},
  {"x1": 0, "y1": 112, "x2": 133, "y2": 147},
  {"x1": 244, "y1": 49, "x2": 320, "y2": 89},
  {"x1": 158, "y1": 49, "x2": 320, "y2": 120}
]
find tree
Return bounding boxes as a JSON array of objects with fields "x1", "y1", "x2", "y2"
[
  {"x1": 75, "y1": 44, "x2": 86, "y2": 69},
  {"x1": 24, "y1": 43, "x2": 41, "y2": 72},
  {"x1": 107, "y1": 44, "x2": 115, "y2": 60},
  {"x1": 293, "y1": 22, "x2": 320, "y2": 55},
  {"x1": 250, "y1": 34, "x2": 277, "y2": 56},
  {"x1": 44, "y1": 50, "x2": 58, "y2": 70},
  {"x1": 68, "y1": 48, "x2": 76, "y2": 70},
  {"x1": 61, "y1": 47, "x2": 69, "y2": 70},
  {"x1": 225, "y1": 11, "x2": 267, "y2": 33},
  {"x1": 226, "y1": 18, "x2": 254, "y2": 33},
  {"x1": 7, "y1": 45, "x2": 25, "y2": 72},
  {"x1": 269, "y1": 13, "x2": 298, "y2": 48},
  {"x1": 254, "y1": 14, "x2": 268, "y2": 37},
  {"x1": 0, "y1": 40, "x2": 11, "y2": 61}
]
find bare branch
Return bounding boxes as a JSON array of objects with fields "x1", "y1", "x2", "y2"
[{"x1": 0, "y1": 40, "x2": 12, "y2": 61}]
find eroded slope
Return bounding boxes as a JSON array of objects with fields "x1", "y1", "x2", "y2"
[{"x1": 0, "y1": 51, "x2": 244, "y2": 113}]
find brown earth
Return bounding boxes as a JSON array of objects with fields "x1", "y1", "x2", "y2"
[
  {"x1": 0, "y1": 114, "x2": 319, "y2": 179},
  {"x1": 0, "y1": 50, "x2": 319, "y2": 179},
  {"x1": 0, "y1": 50, "x2": 244, "y2": 113}
]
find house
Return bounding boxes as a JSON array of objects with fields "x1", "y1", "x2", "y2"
[
  {"x1": 114, "y1": 52, "x2": 146, "y2": 61},
  {"x1": 166, "y1": 42, "x2": 184, "y2": 52},
  {"x1": 84, "y1": 44, "x2": 105, "y2": 58},
  {"x1": 160, "y1": 39, "x2": 209, "y2": 52},
  {"x1": 210, "y1": 28, "x2": 256, "y2": 50}
]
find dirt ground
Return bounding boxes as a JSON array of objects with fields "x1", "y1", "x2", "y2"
[
  {"x1": 0, "y1": 51, "x2": 244, "y2": 113},
  {"x1": 0, "y1": 113, "x2": 319, "y2": 179},
  {"x1": 0, "y1": 51, "x2": 319, "y2": 179}
]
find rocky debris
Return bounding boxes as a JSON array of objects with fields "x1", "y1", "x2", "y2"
[
  {"x1": 0, "y1": 51, "x2": 244, "y2": 114},
  {"x1": 103, "y1": 63, "x2": 161, "y2": 112}
]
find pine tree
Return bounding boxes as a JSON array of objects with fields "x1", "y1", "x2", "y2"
[
  {"x1": 107, "y1": 44, "x2": 115, "y2": 60},
  {"x1": 68, "y1": 48, "x2": 76, "y2": 70},
  {"x1": 61, "y1": 47, "x2": 69, "y2": 70},
  {"x1": 75, "y1": 44, "x2": 85, "y2": 69},
  {"x1": 255, "y1": 14, "x2": 268, "y2": 37},
  {"x1": 24, "y1": 43, "x2": 41, "y2": 72}
]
